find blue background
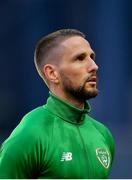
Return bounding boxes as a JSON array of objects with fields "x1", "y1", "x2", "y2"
[{"x1": 0, "y1": 0, "x2": 132, "y2": 178}]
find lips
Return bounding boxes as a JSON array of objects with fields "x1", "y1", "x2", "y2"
[{"x1": 87, "y1": 76, "x2": 97, "y2": 82}]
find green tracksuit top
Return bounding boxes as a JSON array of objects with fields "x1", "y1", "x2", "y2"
[{"x1": 0, "y1": 92, "x2": 115, "y2": 179}]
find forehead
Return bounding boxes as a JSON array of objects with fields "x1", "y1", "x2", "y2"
[
  {"x1": 48, "y1": 36, "x2": 94, "y2": 64},
  {"x1": 59, "y1": 36, "x2": 92, "y2": 54}
]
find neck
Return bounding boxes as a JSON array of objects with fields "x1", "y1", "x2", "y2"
[{"x1": 50, "y1": 86, "x2": 85, "y2": 109}]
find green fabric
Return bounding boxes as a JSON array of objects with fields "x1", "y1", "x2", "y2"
[{"x1": 0, "y1": 92, "x2": 115, "y2": 179}]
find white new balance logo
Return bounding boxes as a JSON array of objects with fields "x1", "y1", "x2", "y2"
[{"x1": 61, "y1": 152, "x2": 72, "y2": 161}]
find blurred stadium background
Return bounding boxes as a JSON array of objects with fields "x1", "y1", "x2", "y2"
[{"x1": 0, "y1": 0, "x2": 132, "y2": 178}]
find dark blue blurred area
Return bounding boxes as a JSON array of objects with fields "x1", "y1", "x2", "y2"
[{"x1": 0, "y1": 0, "x2": 132, "y2": 178}]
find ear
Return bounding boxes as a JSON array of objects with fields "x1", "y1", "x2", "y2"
[{"x1": 43, "y1": 64, "x2": 59, "y2": 84}]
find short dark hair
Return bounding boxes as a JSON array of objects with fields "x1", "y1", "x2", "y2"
[{"x1": 34, "y1": 29, "x2": 85, "y2": 82}]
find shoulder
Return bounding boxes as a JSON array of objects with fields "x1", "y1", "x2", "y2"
[
  {"x1": 89, "y1": 118, "x2": 111, "y2": 137},
  {"x1": 22, "y1": 105, "x2": 54, "y2": 124},
  {"x1": 3, "y1": 105, "x2": 54, "y2": 150},
  {"x1": 17, "y1": 105, "x2": 55, "y2": 134},
  {"x1": 0, "y1": 106, "x2": 52, "y2": 170},
  {"x1": 88, "y1": 116, "x2": 115, "y2": 158},
  {"x1": 90, "y1": 117, "x2": 114, "y2": 143}
]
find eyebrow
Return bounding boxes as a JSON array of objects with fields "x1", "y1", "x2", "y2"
[{"x1": 73, "y1": 51, "x2": 96, "y2": 60}]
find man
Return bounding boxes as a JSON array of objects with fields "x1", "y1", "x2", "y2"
[{"x1": 0, "y1": 29, "x2": 115, "y2": 178}]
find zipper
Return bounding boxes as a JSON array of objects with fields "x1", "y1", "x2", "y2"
[{"x1": 77, "y1": 126, "x2": 91, "y2": 178}]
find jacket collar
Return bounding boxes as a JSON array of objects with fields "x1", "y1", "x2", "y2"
[{"x1": 43, "y1": 91, "x2": 91, "y2": 124}]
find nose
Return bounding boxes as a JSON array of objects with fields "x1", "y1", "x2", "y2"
[{"x1": 88, "y1": 59, "x2": 98, "y2": 72}]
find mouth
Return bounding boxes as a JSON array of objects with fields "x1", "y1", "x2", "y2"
[
  {"x1": 88, "y1": 76, "x2": 97, "y2": 82},
  {"x1": 87, "y1": 76, "x2": 97, "y2": 83}
]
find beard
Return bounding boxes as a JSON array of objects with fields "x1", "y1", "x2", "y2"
[{"x1": 60, "y1": 73, "x2": 98, "y2": 101}]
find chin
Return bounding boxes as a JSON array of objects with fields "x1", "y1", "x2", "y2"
[
  {"x1": 84, "y1": 88, "x2": 98, "y2": 99},
  {"x1": 85, "y1": 86, "x2": 98, "y2": 93}
]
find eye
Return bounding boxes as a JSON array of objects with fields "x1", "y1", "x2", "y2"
[
  {"x1": 76, "y1": 53, "x2": 86, "y2": 61},
  {"x1": 90, "y1": 53, "x2": 96, "y2": 61}
]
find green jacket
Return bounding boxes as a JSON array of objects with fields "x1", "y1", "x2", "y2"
[{"x1": 0, "y1": 92, "x2": 115, "y2": 178}]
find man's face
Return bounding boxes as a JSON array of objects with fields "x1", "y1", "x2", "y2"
[{"x1": 56, "y1": 36, "x2": 99, "y2": 101}]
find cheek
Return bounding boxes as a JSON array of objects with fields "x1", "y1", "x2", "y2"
[
  {"x1": 58, "y1": 62, "x2": 88, "y2": 84},
  {"x1": 60, "y1": 70, "x2": 86, "y2": 88},
  {"x1": 62, "y1": 69, "x2": 82, "y2": 83},
  {"x1": 60, "y1": 65, "x2": 83, "y2": 79}
]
